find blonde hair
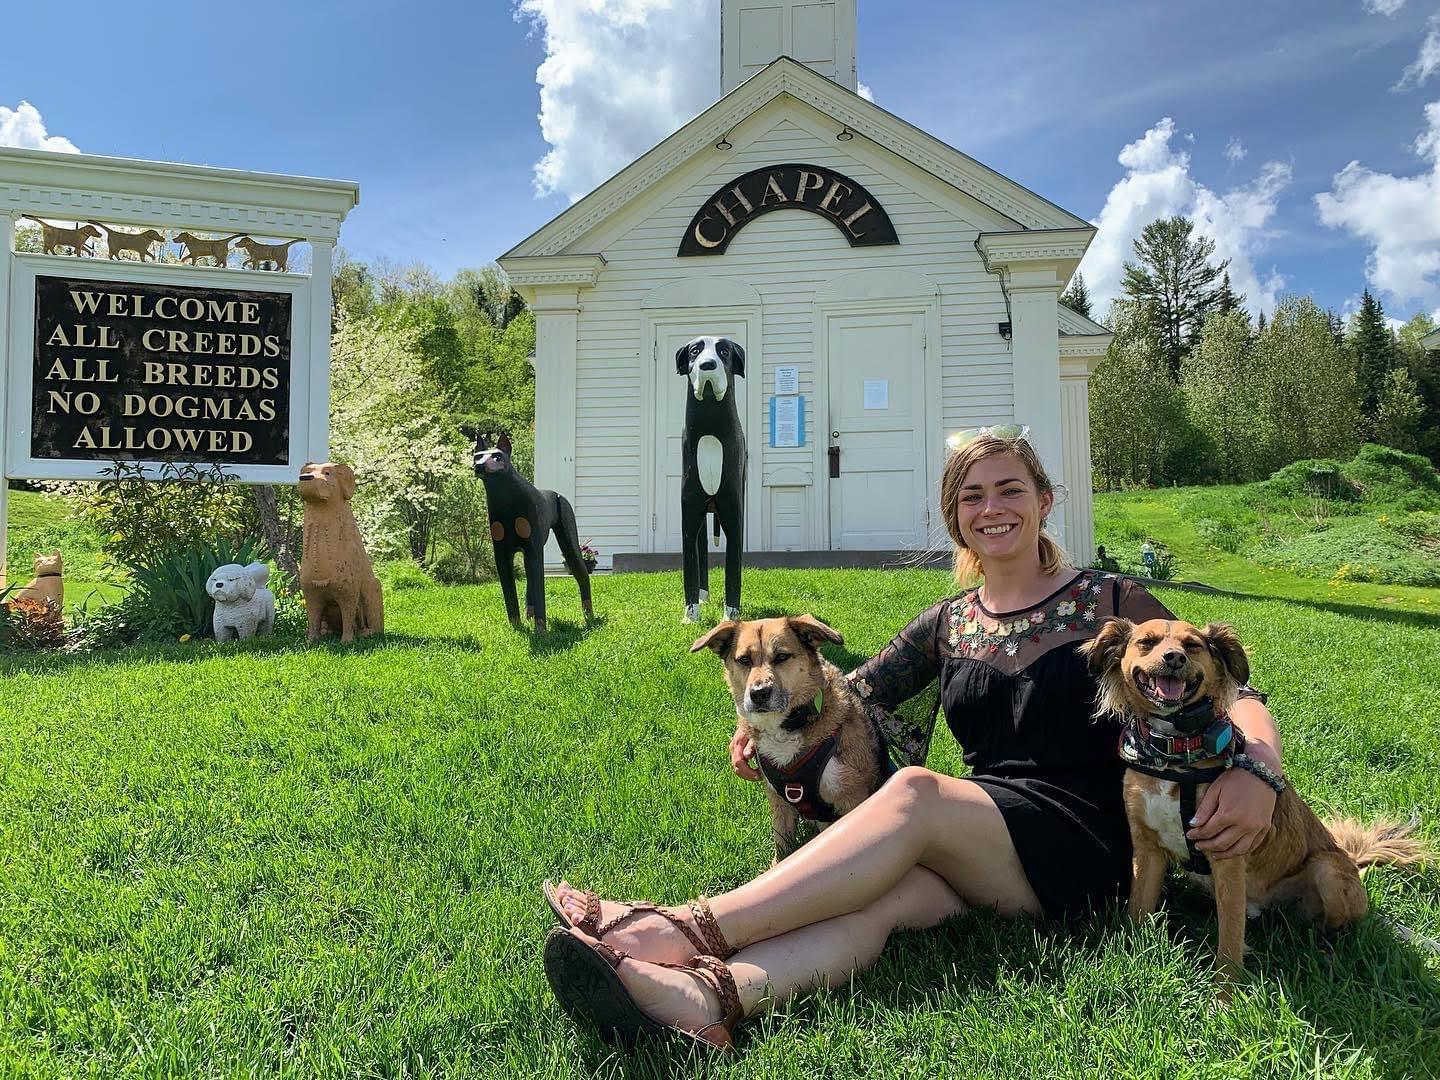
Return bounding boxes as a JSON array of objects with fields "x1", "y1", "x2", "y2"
[{"x1": 939, "y1": 434, "x2": 1071, "y2": 586}]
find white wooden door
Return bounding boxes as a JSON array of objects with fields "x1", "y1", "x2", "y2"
[
  {"x1": 653, "y1": 320, "x2": 751, "y2": 552},
  {"x1": 826, "y1": 312, "x2": 927, "y2": 549}
]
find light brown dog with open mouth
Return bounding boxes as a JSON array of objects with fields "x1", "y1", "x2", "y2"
[
  {"x1": 1080, "y1": 617, "x2": 1427, "y2": 994},
  {"x1": 692, "y1": 616, "x2": 893, "y2": 861}
]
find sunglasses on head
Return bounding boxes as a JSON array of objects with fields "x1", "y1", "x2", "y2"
[{"x1": 946, "y1": 424, "x2": 1031, "y2": 453}]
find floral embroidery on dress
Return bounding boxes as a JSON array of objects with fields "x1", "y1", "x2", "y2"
[{"x1": 949, "y1": 570, "x2": 1109, "y2": 654}]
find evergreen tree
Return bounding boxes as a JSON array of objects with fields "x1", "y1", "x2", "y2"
[
  {"x1": 1214, "y1": 272, "x2": 1246, "y2": 317},
  {"x1": 1121, "y1": 216, "x2": 1230, "y2": 379},
  {"x1": 1348, "y1": 289, "x2": 1397, "y2": 430},
  {"x1": 1060, "y1": 272, "x2": 1093, "y2": 319}
]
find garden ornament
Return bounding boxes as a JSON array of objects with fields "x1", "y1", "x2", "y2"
[
  {"x1": 34, "y1": 219, "x2": 101, "y2": 257},
  {"x1": 235, "y1": 237, "x2": 301, "y2": 271},
  {"x1": 175, "y1": 231, "x2": 243, "y2": 266},
  {"x1": 472, "y1": 430, "x2": 593, "y2": 634},
  {"x1": 93, "y1": 223, "x2": 165, "y2": 261},
  {"x1": 677, "y1": 336, "x2": 747, "y2": 623},
  {"x1": 297, "y1": 462, "x2": 384, "y2": 643},
  {"x1": 206, "y1": 562, "x2": 277, "y2": 642},
  {"x1": 13, "y1": 551, "x2": 64, "y2": 612}
]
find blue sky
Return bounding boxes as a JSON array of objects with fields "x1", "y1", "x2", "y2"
[{"x1": 5, "y1": 0, "x2": 1439, "y2": 323}]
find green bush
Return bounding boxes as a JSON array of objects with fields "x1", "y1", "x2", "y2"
[
  {"x1": 378, "y1": 560, "x2": 436, "y2": 592},
  {"x1": 1248, "y1": 444, "x2": 1440, "y2": 513},
  {"x1": 1251, "y1": 514, "x2": 1440, "y2": 586},
  {"x1": 1195, "y1": 517, "x2": 1247, "y2": 554}
]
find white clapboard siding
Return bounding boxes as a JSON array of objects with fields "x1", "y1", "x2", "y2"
[{"x1": 567, "y1": 104, "x2": 1015, "y2": 560}]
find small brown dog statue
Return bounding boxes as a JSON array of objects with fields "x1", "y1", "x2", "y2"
[
  {"x1": 175, "y1": 231, "x2": 243, "y2": 267},
  {"x1": 93, "y1": 223, "x2": 165, "y2": 261},
  {"x1": 13, "y1": 551, "x2": 64, "y2": 612},
  {"x1": 298, "y1": 462, "x2": 384, "y2": 643},
  {"x1": 36, "y1": 219, "x2": 101, "y2": 257},
  {"x1": 235, "y1": 237, "x2": 301, "y2": 272}
]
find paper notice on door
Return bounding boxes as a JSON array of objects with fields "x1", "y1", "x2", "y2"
[
  {"x1": 774, "y1": 366, "x2": 799, "y2": 395},
  {"x1": 863, "y1": 379, "x2": 889, "y2": 410}
]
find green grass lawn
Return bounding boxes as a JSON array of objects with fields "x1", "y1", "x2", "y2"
[
  {"x1": 3, "y1": 570, "x2": 1438, "y2": 1078},
  {"x1": 1094, "y1": 486, "x2": 1440, "y2": 617}
]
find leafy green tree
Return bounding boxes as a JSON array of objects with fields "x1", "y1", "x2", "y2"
[
  {"x1": 1373, "y1": 367, "x2": 1426, "y2": 452},
  {"x1": 1090, "y1": 302, "x2": 1192, "y2": 488},
  {"x1": 1347, "y1": 289, "x2": 1397, "y2": 431},
  {"x1": 1121, "y1": 216, "x2": 1230, "y2": 379},
  {"x1": 451, "y1": 266, "x2": 527, "y2": 332},
  {"x1": 1060, "y1": 272, "x2": 1092, "y2": 319},
  {"x1": 1252, "y1": 296, "x2": 1361, "y2": 472},
  {"x1": 1396, "y1": 313, "x2": 1439, "y2": 464},
  {"x1": 1182, "y1": 311, "x2": 1260, "y2": 482}
]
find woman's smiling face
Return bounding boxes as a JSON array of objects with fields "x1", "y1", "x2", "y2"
[{"x1": 953, "y1": 453, "x2": 1054, "y2": 562}]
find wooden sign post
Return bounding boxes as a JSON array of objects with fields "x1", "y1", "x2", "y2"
[{"x1": 0, "y1": 148, "x2": 359, "y2": 584}]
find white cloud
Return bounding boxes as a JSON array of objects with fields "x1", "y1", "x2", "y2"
[
  {"x1": 1364, "y1": 0, "x2": 1406, "y2": 15},
  {"x1": 0, "y1": 101, "x2": 78, "y2": 153},
  {"x1": 1080, "y1": 118, "x2": 1292, "y2": 318},
  {"x1": 1225, "y1": 137, "x2": 1247, "y2": 164},
  {"x1": 1316, "y1": 100, "x2": 1440, "y2": 309},
  {"x1": 857, "y1": 81, "x2": 875, "y2": 102},
  {"x1": 514, "y1": 0, "x2": 718, "y2": 203},
  {"x1": 1394, "y1": 15, "x2": 1440, "y2": 90}
]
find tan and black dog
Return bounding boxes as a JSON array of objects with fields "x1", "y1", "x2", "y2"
[
  {"x1": 1081, "y1": 617, "x2": 1427, "y2": 993},
  {"x1": 692, "y1": 616, "x2": 893, "y2": 860}
]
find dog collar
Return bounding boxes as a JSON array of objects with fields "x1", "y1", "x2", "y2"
[
  {"x1": 34, "y1": 573, "x2": 61, "y2": 579},
  {"x1": 780, "y1": 692, "x2": 824, "y2": 732},
  {"x1": 1120, "y1": 705, "x2": 1238, "y2": 767}
]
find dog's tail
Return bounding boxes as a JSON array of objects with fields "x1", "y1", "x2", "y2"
[
  {"x1": 1327, "y1": 811, "x2": 1430, "y2": 871},
  {"x1": 244, "y1": 562, "x2": 271, "y2": 587}
]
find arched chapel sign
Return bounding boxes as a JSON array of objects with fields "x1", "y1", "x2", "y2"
[{"x1": 679, "y1": 163, "x2": 898, "y2": 257}]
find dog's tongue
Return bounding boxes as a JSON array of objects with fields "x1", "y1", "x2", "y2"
[{"x1": 1155, "y1": 676, "x2": 1185, "y2": 702}]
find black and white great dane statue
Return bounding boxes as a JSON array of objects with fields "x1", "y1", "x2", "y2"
[{"x1": 677, "y1": 336, "x2": 747, "y2": 623}]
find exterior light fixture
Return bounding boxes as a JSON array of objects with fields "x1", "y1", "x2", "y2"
[
  {"x1": 836, "y1": 125, "x2": 855, "y2": 142},
  {"x1": 998, "y1": 321, "x2": 1013, "y2": 340},
  {"x1": 715, "y1": 133, "x2": 733, "y2": 150}
]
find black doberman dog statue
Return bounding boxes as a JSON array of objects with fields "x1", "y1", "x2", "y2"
[
  {"x1": 677, "y1": 336, "x2": 747, "y2": 623},
  {"x1": 473, "y1": 431, "x2": 594, "y2": 633}
]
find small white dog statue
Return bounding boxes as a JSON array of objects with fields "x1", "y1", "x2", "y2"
[{"x1": 206, "y1": 562, "x2": 277, "y2": 642}]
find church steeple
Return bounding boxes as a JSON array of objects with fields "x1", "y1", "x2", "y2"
[{"x1": 721, "y1": 0, "x2": 858, "y2": 96}]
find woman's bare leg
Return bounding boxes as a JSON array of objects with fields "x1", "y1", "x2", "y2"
[
  {"x1": 556, "y1": 768, "x2": 1040, "y2": 963},
  {"x1": 567, "y1": 866, "x2": 965, "y2": 1037}
]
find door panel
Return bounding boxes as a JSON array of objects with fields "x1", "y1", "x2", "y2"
[{"x1": 826, "y1": 313, "x2": 926, "y2": 549}]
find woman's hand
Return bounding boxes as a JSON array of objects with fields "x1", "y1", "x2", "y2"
[
  {"x1": 1186, "y1": 768, "x2": 1277, "y2": 859},
  {"x1": 729, "y1": 724, "x2": 761, "y2": 781}
]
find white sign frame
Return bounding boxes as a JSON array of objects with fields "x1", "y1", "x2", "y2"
[
  {"x1": 7, "y1": 253, "x2": 314, "y2": 484},
  {"x1": 0, "y1": 146, "x2": 359, "y2": 582}
]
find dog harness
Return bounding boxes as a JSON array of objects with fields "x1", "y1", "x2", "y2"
[
  {"x1": 757, "y1": 694, "x2": 897, "y2": 823},
  {"x1": 1118, "y1": 700, "x2": 1240, "y2": 876}
]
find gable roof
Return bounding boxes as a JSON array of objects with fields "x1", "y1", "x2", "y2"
[
  {"x1": 1423, "y1": 326, "x2": 1440, "y2": 351},
  {"x1": 504, "y1": 57, "x2": 1090, "y2": 260},
  {"x1": 1057, "y1": 304, "x2": 1110, "y2": 337}
]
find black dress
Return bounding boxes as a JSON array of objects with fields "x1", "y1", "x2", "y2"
[{"x1": 847, "y1": 570, "x2": 1181, "y2": 918}]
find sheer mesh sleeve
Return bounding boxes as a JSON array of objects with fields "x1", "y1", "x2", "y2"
[
  {"x1": 1115, "y1": 576, "x2": 1266, "y2": 701},
  {"x1": 846, "y1": 600, "x2": 947, "y2": 767}
]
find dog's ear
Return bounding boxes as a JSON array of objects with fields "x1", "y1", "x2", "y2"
[
  {"x1": 691, "y1": 621, "x2": 738, "y2": 657},
  {"x1": 1078, "y1": 617, "x2": 1133, "y2": 675},
  {"x1": 676, "y1": 342, "x2": 694, "y2": 375},
  {"x1": 788, "y1": 614, "x2": 843, "y2": 652},
  {"x1": 1202, "y1": 622, "x2": 1250, "y2": 686},
  {"x1": 724, "y1": 339, "x2": 745, "y2": 379},
  {"x1": 498, "y1": 432, "x2": 512, "y2": 455},
  {"x1": 333, "y1": 463, "x2": 357, "y2": 500}
]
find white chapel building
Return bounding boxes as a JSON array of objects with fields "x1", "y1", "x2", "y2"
[{"x1": 500, "y1": 0, "x2": 1112, "y2": 570}]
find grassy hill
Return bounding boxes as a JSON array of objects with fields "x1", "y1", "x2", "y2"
[
  {"x1": 2, "y1": 571, "x2": 1437, "y2": 1077},
  {"x1": 1094, "y1": 446, "x2": 1440, "y2": 617}
]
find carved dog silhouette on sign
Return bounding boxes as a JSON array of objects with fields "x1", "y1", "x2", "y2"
[{"x1": 472, "y1": 431, "x2": 593, "y2": 634}]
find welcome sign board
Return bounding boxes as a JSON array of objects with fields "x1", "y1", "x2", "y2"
[{"x1": 31, "y1": 275, "x2": 293, "y2": 465}]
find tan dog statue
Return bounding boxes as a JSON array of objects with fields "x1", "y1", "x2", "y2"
[
  {"x1": 235, "y1": 237, "x2": 301, "y2": 271},
  {"x1": 13, "y1": 551, "x2": 64, "y2": 611},
  {"x1": 94, "y1": 223, "x2": 165, "y2": 261},
  {"x1": 175, "y1": 231, "x2": 243, "y2": 267},
  {"x1": 36, "y1": 219, "x2": 101, "y2": 257},
  {"x1": 298, "y1": 462, "x2": 383, "y2": 643}
]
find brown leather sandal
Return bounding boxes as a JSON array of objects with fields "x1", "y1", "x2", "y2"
[
  {"x1": 542, "y1": 926, "x2": 743, "y2": 1052},
  {"x1": 543, "y1": 880, "x2": 734, "y2": 958}
]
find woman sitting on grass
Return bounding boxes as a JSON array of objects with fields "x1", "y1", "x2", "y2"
[{"x1": 543, "y1": 430, "x2": 1284, "y2": 1051}]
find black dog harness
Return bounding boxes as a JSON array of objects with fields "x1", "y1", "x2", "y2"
[
  {"x1": 757, "y1": 694, "x2": 897, "y2": 823},
  {"x1": 1118, "y1": 700, "x2": 1241, "y2": 876}
]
